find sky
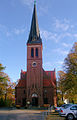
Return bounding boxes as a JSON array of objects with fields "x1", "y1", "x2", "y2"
[{"x1": 0, "y1": 0, "x2": 77, "y2": 82}]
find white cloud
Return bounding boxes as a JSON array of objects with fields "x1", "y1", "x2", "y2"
[
  {"x1": 40, "y1": 29, "x2": 71, "y2": 43},
  {"x1": 20, "y1": 0, "x2": 48, "y2": 16},
  {"x1": 53, "y1": 18, "x2": 75, "y2": 32},
  {"x1": 62, "y1": 43, "x2": 72, "y2": 48},
  {"x1": 38, "y1": 6, "x2": 48, "y2": 16},
  {"x1": 43, "y1": 61, "x2": 52, "y2": 70},
  {"x1": 53, "y1": 48, "x2": 68, "y2": 55},
  {"x1": 40, "y1": 29, "x2": 58, "y2": 42},
  {"x1": 14, "y1": 27, "x2": 26, "y2": 35},
  {"x1": 20, "y1": 0, "x2": 33, "y2": 7},
  {"x1": 41, "y1": 27, "x2": 77, "y2": 44},
  {"x1": 73, "y1": 33, "x2": 77, "y2": 38},
  {"x1": 61, "y1": 32, "x2": 77, "y2": 40},
  {"x1": 56, "y1": 61, "x2": 63, "y2": 65},
  {"x1": 0, "y1": 24, "x2": 26, "y2": 37},
  {"x1": 0, "y1": 24, "x2": 11, "y2": 37},
  {"x1": 44, "y1": 62, "x2": 52, "y2": 66},
  {"x1": 53, "y1": 19, "x2": 70, "y2": 31}
]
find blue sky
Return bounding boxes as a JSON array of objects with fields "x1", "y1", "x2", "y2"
[{"x1": 0, "y1": 0, "x2": 77, "y2": 82}]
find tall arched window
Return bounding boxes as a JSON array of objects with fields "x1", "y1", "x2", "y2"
[
  {"x1": 31, "y1": 48, "x2": 34, "y2": 57},
  {"x1": 36, "y1": 48, "x2": 38, "y2": 57}
]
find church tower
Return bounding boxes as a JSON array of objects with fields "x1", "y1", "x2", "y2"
[
  {"x1": 15, "y1": 1, "x2": 57, "y2": 107},
  {"x1": 27, "y1": 3, "x2": 43, "y2": 106}
]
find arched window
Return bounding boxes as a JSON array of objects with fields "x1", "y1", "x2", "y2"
[
  {"x1": 36, "y1": 48, "x2": 38, "y2": 57},
  {"x1": 31, "y1": 48, "x2": 34, "y2": 57}
]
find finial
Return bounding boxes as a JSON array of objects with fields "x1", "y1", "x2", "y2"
[{"x1": 34, "y1": 0, "x2": 36, "y2": 5}]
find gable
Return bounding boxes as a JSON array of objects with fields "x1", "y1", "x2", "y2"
[
  {"x1": 43, "y1": 70, "x2": 56, "y2": 87},
  {"x1": 16, "y1": 71, "x2": 27, "y2": 88}
]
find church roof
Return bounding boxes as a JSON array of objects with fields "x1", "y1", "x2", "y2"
[
  {"x1": 27, "y1": 3, "x2": 42, "y2": 44},
  {"x1": 16, "y1": 79, "x2": 26, "y2": 87},
  {"x1": 16, "y1": 70, "x2": 56, "y2": 88},
  {"x1": 43, "y1": 71, "x2": 56, "y2": 87},
  {"x1": 16, "y1": 71, "x2": 27, "y2": 88}
]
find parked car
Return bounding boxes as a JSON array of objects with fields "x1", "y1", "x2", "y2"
[
  {"x1": 59, "y1": 104, "x2": 77, "y2": 120},
  {"x1": 55, "y1": 103, "x2": 73, "y2": 112}
]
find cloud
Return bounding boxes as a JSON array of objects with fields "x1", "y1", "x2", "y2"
[
  {"x1": 53, "y1": 18, "x2": 74, "y2": 32},
  {"x1": 20, "y1": 0, "x2": 48, "y2": 16},
  {"x1": 43, "y1": 61, "x2": 64, "y2": 71},
  {"x1": 38, "y1": 6, "x2": 48, "y2": 16},
  {"x1": 43, "y1": 61, "x2": 53, "y2": 70},
  {"x1": 13, "y1": 27, "x2": 26, "y2": 35},
  {"x1": 53, "y1": 19, "x2": 69, "y2": 31},
  {"x1": 40, "y1": 29, "x2": 71, "y2": 43},
  {"x1": 0, "y1": 24, "x2": 26, "y2": 37},
  {"x1": 40, "y1": 26, "x2": 77, "y2": 44},
  {"x1": 53, "y1": 48, "x2": 68, "y2": 55},
  {"x1": 62, "y1": 43, "x2": 72, "y2": 48},
  {"x1": 73, "y1": 33, "x2": 77, "y2": 38},
  {"x1": 40, "y1": 29, "x2": 58, "y2": 42},
  {"x1": 44, "y1": 62, "x2": 52, "y2": 67},
  {"x1": 56, "y1": 61, "x2": 63, "y2": 65},
  {"x1": 0, "y1": 24, "x2": 11, "y2": 37},
  {"x1": 20, "y1": 0, "x2": 33, "y2": 7}
]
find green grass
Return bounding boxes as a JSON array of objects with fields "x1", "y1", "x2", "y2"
[{"x1": 47, "y1": 112, "x2": 66, "y2": 120}]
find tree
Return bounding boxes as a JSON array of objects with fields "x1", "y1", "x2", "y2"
[
  {"x1": 64, "y1": 42, "x2": 77, "y2": 95},
  {"x1": 6, "y1": 82, "x2": 16, "y2": 107},
  {"x1": 57, "y1": 71, "x2": 66, "y2": 101},
  {"x1": 0, "y1": 64, "x2": 8, "y2": 98},
  {"x1": 58, "y1": 42, "x2": 77, "y2": 103},
  {"x1": 0, "y1": 63, "x2": 15, "y2": 107}
]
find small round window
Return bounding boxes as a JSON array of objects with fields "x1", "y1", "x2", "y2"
[{"x1": 32, "y1": 62, "x2": 37, "y2": 67}]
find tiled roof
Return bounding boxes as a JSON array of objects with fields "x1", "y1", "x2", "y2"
[
  {"x1": 16, "y1": 70, "x2": 56, "y2": 88},
  {"x1": 16, "y1": 71, "x2": 26, "y2": 87},
  {"x1": 16, "y1": 79, "x2": 26, "y2": 87},
  {"x1": 43, "y1": 70, "x2": 56, "y2": 87}
]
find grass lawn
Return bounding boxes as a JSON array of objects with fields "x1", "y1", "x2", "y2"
[{"x1": 47, "y1": 112, "x2": 66, "y2": 120}]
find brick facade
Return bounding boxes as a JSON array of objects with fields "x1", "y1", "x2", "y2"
[{"x1": 15, "y1": 3, "x2": 57, "y2": 107}]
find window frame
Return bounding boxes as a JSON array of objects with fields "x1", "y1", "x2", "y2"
[
  {"x1": 31, "y1": 48, "x2": 34, "y2": 57},
  {"x1": 36, "y1": 48, "x2": 38, "y2": 57}
]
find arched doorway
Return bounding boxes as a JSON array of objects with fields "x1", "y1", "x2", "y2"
[{"x1": 32, "y1": 94, "x2": 38, "y2": 106}]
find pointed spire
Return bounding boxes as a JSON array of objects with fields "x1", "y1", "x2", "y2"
[
  {"x1": 27, "y1": 2, "x2": 42, "y2": 44},
  {"x1": 34, "y1": 0, "x2": 36, "y2": 5}
]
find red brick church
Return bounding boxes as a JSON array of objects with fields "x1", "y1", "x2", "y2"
[{"x1": 15, "y1": 3, "x2": 57, "y2": 107}]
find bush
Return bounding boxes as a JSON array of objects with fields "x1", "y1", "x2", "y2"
[
  {"x1": 0, "y1": 98, "x2": 4, "y2": 107},
  {"x1": 58, "y1": 100, "x2": 64, "y2": 106},
  {"x1": 16, "y1": 105, "x2": 21, "y2": 109}
]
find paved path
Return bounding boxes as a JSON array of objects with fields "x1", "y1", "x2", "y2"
[{"x1": 0, "y1": 109, "x2": 46, "y2": 120}]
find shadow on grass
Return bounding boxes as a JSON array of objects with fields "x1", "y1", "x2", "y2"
[{"x1": 47, "y1": 112, "x2": 66, "y2": 120}]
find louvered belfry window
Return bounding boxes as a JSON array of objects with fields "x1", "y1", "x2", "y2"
[
  {"x1": 36, "y1": 48, "x2": 38, "y2": 57},
  {"x1": 31, "y1": 48, "x2": 34, "y2": 57}
]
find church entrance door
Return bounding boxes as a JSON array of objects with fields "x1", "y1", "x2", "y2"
[
  {"x1": 32, "y1": 97, "x2": 38, "y2": 106},
  {"x1": 22, "y1": 98, "x2": 26, "y2": 106},
  {"x1": 32, "y1": 93, "x2": 38, "y2": 106}
]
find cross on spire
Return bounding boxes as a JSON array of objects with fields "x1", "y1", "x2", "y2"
[{"x1": 34, "y1": 0, "x2": 36, "y2": 5}]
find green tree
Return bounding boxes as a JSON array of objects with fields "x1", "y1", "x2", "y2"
[
  {"x1": 58, "y1": 42, "x2": 77, "y2": 103},
  {"x1": 0, "y1": 63, "x2": 15, "y2": 107},
  {"x1": 57, "y1": 71, "x2": 66, "y2": 101},
  {"x1": 0, "y1": 64, "x2": 8, "y2": 98},
  {"x1": 64, "y1": 42, "x2": 77, "y2": 95},
  {"x1": 6, "y1": 82, "x2": 16, "y2": 107}
]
